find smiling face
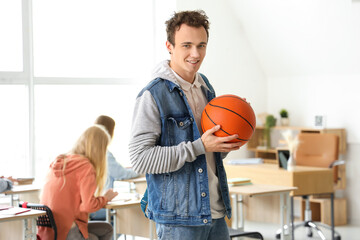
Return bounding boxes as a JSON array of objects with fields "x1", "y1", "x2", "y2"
[{"x1": 166, "y1": 24, "x2": 208, "y2": 83}]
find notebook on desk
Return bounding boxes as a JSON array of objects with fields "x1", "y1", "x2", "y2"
[
  {"x1": 0, "y1": 205, "x2": 11, "y2": 211},
  {"x1": 227, "y1": 177, "x2": 252, "y2": 187},
  {"x1": 277, "y1": 148, "x2": 290, "y2": 170},
  {"x1": 0, "y1": 207, "x2": 31, "y2": 215},
  {"x1": 226, "y1": 158, "x2": 263, "y2": 165}
]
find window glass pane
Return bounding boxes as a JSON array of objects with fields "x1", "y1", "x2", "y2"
[
  {"x1": 34, "y1": 84, "x2": 140, "y2": 181},
  {"x1": 0, "y1": 85, "x2": 29, "y2": 177},
  {"x1": 0, "y1": 0, "x2": 23, "y2": 72},
  {"x1": 33, "y1": 0, "x2": 154, "y2": 78}
]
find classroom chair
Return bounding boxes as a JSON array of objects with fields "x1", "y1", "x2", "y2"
[
  {"x1": 277, "y1": 133, "x2": 344, "y2": 240},
  {"x1": 228, "y1": 227, "x2": 264, "y2": 239},
  {"x1": 19, "y1": 201, "x2": 57, "y2": 240}
]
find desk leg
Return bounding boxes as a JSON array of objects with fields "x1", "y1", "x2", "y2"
[
  {"x1": 286, "y1": 193, "x2": 291, "y2": 235},
  {"x1": 280, "y1": 194, "x2": 293, "y2": 240},
  {"x1": 149, "y1": 220, "x2": 154, "y2": 240},
  {"x1": 280, "y1": 194, "x2": 284, "y2": 240},
  {"x1": 106, "y1": 209, "x2": 110, "y2": 223},
  {"x1": 106, "y1": 209, "x2": 118, "y2": 240},
  {"x1": 291, "y1": 196, "x2": 294, "y2": 240},
  {"x1": 231, "y1": 194, "x2": 244, "y2": 230},
  {"x1": 23, "y1": 218, "x2": 37, "y2": 240},
  {"x1": 231, "y1": 194, "x2": 238, "y2": 229},
  {"x1": 113, "y1": 209, "x2": 117, "y2": 240},
  {"x1": 10, "y1": 195, "x2": 14, "y2": 207},
  {"x1": 331, "y1": 193, "x2": 335, "y2": 240},
  {"x1": 285, "y1": 193, "x2": 291, "y2": 239},
  {"x1": 239, "y1": 195, "x2": 244, "y2": 230}
]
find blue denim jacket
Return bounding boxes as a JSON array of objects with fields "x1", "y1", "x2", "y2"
[{"x1": 140, "y1": 74, "x2": 231, "y2": 226}]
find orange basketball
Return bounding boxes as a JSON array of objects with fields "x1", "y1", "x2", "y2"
[{"x1": 201, "y1": 94, "x2": 256, "y2": 146}]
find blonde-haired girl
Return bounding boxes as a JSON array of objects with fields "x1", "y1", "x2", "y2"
[{"x1": 39, "y1": 125, "x2": 118, "y2": 240}]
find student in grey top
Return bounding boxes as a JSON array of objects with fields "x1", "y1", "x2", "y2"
[{"x1": 0, "y1": 177, "x2": 14, "y2": 192}]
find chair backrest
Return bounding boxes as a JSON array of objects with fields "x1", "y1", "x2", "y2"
[
  {"x1": 295, "y1": 133, "x2": 339, "y2": 183},
  {"x1": 19, "y1": 201, "x2": 57, "y2": 240}
]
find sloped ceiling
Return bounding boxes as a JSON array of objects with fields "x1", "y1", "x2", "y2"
[{"x1": 228, "y1": 0, "x2": 360, "y2": 77}]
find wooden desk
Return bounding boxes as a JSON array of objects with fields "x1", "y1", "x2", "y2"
[
  {"x1": 229, "y1": 184, "x2": 297, "y2": 240},
  {"x1": 4, "y1": 185, "x2": 40, "y2": 206},
  {"x1": 225, "y1": 164, "x2": 333, "y2": 196},
  {"x1": 105, "y1": 199, "x2": 155, "y2": 240},
  {"x1": 225, "y1": 164, "x2": 335, "y2": 239},
  {"x1": 0, "y1": 208, "x2": 45, "y2": 240}
]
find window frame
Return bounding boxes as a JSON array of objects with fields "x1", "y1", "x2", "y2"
[{"x1": 0, "y1": 0, "x2": 172, "y2": 177}]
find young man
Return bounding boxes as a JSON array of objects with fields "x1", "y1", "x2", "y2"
[{"x1": 129, "y1": 10, "x2": 242, "y2": 240}]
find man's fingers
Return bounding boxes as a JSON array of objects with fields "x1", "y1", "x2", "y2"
[
  {"x1": 206, "y1": 125, "x2": 221, "y2": 135},
  {"x1": 218, "y1": 134, "x2": 239, "y2": 143},
  {"x1": 219, "y1": 144, "x2": 241, "y2": 152},
  {"x1": 201, "y1": 125, "x2": 244, "y2": 153}
]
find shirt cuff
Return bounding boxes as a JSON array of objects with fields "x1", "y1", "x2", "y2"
[{"x1": 193, "y1": 138, "x2": 206, "y2": 156}]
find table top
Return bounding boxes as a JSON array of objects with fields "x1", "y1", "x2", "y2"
[
  {"x1": 105, "y1": 198, "x2": 141, "y2": 209},
  {"x1": 229, "y1": 184, "x2": 297, "y2": 197},
  {"x1": 3, "y1": 184, "x2": 40, "y2": 195},
  {"x1": 224, "y1": 163, "x2": 334, "y2": 196},
  {"x1": 0, "y1": 208, "x2": 45, "y2": 222},
  {"x1": 120, "y1": 176, "x2": 146, "y2": 183},
  {"x1": 226, "y1": 163, "x2": 332, "y2": 172}
]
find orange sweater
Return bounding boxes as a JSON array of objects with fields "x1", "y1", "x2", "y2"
[{"x1": 38, "y1": 154, "x2": 107, "y2": 240}]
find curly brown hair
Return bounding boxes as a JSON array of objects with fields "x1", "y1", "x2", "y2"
[{"x1": 165, "y1": 10, "x2": 210, "y2": 46}]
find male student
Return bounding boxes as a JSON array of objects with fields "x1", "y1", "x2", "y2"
[{"x1": 129, "y1": 10, "x2": 242, "y2": 240}]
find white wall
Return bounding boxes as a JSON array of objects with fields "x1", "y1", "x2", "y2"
[
  {"x1": 176, "y1": 0, "x2": 360, "y2": 224},
  {"x1": 231, "y1": 0, "x2": 360, "y2": 225},
  {"x1": 267, "y1": 75, "x2": 360, "y2": 143},
  {"x1": 267, "y1": 75, "x2": 360, "y2": 225},
  {"x1": 230, "y1": 0, "x2": 360, "y2": 143}
]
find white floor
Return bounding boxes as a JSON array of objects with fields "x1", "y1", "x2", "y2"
[{"x1": 116, "y1": 221, "x2": 360, "y2": 240}]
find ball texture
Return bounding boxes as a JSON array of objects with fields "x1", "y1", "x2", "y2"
[{"x1": 201, "y1": 94, "x2": 256, "y2": 146}]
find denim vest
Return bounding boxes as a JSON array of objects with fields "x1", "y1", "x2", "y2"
[{"x1": 139, "y1": 74, "x2": 231, "y2": 225}]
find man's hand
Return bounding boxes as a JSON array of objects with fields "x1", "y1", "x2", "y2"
[{"x1": 201, "y1": 125, "x2": 243, "y2": 152}]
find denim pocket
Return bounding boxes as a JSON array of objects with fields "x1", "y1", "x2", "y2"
[
  {"x1": 160, "y1": 173, "x2": 175, "y2": 211},
  {"x1": 160, "y1": 164, "x2": 192, "y2": 215},
  {"x1": 166, "y1": 116, "x2": 193, "y2": 145},
  {"x1": 156, "y1": 223, "x2": 174, "y2": 240}
]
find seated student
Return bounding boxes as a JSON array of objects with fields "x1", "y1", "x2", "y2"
[
  {"x1": 39, "y1": 125, "x2": 118, "y2": 240},
  {"x1": 90, "y1": 115, "x2": 140, "y2": 221},
  {"x1": 0, "y1": 176, "x2": 16, "y2": 192}
]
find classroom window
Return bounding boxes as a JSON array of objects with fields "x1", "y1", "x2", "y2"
[
  {"x1": 34, "y1": 84, "x2": 140, "y2": 180},
  {"x1": 32, "y1": 0, "x2": 155, "y2": 78},
  {"x1": 0, "y1": 0, "x2": 23, "y2": 72},
  {"x1": 0, "y1": 0, "x2": 176, "y2": 180},
  {"x1": 0, "y1": 86, "x2": 29, "y2": 177}
]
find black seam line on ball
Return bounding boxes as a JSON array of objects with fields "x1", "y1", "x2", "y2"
[
  {"x1": 208, "y1": 103, "x2": 254, "y2": 131},
  {"x1": 204, "y1": 109, "x2": 249, "y2": 141}
]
